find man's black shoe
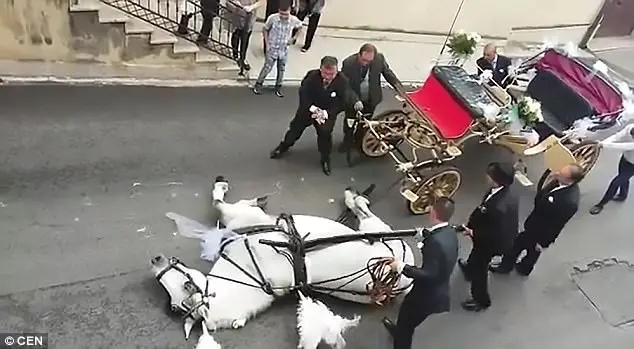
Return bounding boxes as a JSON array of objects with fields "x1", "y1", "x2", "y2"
[
  {"x1": 252, "y1": 85, "x2": 262, "y2": 95},
  {"x1": 270, "y1": 144, "x2": 288, "y2": 159},
  {"x1": 275, "y1": 89, "x2": 284, "y2": 98},
  {"x1": 461, "y1": 299, "x2": 489, "y2": 312},
  {"x1": 320, "y1": 159, "x2": 331, "y2": 176},
  {"x1": 458, "y1": 259, "x2": 471, "y2": 281},
  {"x1": 613, "y1": 195, "x2": 627, "y2": 202},
  {"x1": 489, "y1": 264, "x2": 512, "y2": 274},
  {"x1": 381, "y1": 317, "x2": 396, "y2": 338}
]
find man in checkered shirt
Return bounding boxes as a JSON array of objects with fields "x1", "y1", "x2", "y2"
[{"x1": 252, "y1": 0, "x2": 302, "y2": 97}]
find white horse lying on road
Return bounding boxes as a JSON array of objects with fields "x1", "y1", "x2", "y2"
[{"x1": 152, "y1": 176, "x2": 415, "y2": 342}]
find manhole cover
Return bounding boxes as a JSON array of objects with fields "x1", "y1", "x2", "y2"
[{"x1": 571, "y1": 258, "x2": 634, "y2": 327}]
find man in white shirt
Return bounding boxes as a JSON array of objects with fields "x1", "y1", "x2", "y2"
[{"x1": 590, "y1": 124, "x2": 634, "y2": 214}]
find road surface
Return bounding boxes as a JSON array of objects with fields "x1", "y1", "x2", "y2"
[{"x1": 0, "y1": 85, "x2": 632, "y2": 349}]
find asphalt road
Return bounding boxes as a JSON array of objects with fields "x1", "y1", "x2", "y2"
[{"x1": 0, "y1": 85, "x2": 633, "y2": 349}]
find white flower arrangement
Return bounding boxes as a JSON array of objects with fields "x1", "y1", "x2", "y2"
[
  {"x1": 446, "y1": 30, "x2": 481, "y2": 58},
  {"x1": 517, "y1": 96, "x2": 543, "y2": 128}
]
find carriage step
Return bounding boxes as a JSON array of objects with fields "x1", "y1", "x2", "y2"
[
  {"x1": 514, "y1": 171, "x2": 533, "y2": 187},
  {"x1": 445, "y1": 146, "x2": 462, "y2": 157},
  {"x1": 400, "y1": 189, "x2": 419, "y2": 202}
]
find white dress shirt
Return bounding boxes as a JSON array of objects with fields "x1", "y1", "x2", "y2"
[
  {"x1": 485, "y1": 186, "x2": 503, "y2": 202},
  {"x1": 395, "y1": 222, "x2": 449, "y2": 273},
  {"x1": 600, "y1": 124, "x2": 634, "y2": 164}
]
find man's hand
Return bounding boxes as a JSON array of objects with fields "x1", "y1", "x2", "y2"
[
  {"x1": 535, "y1": 243, "x2": 544, "y2": 252},
  {"x1": 387, "y1": 257, "x2": 404, "y2": 273},
  {"x1": 462, "y1": 225, "x2": 473, "y2": 238},
  {"x1": 353, "y1": 101, "x2": 364, "y2": 112}
]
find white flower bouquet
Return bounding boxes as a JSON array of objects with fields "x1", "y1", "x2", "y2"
[
  {"x1": 447, "y1": 30, "x2": 482, "y2": 59},
  {"x1": 516, "y1": 96, "x2": 543, "y2": 128}
]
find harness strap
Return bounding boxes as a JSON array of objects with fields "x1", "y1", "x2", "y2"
[
  {"x1": 218, "y1": 248, "x2": 275, "y2": 295},
  {"x1": 244, "y1": 239, "x2": 274, "y2": 294}
]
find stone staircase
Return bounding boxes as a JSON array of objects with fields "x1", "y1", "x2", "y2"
[{"x1": 68, "y1": 0, "x2": 239, "y2": 74}]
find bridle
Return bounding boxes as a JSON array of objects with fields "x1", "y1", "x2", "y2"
[
  {"x1": 206, "y1": 212, "x2": 414, "y2": 305},
  {"x1": 155, "y1": 257, "x2": 213, "y2": 320}
]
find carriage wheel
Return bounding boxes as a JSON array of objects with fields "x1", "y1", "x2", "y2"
[
  {"x1": 568, "y1": 140, "x2": 601, "y2": 175},
  {"x1": 404, "y1": 121, "x2": 440, "y2": 149},
  {"x1": 406, "y1": 167, "x2": 462, "y2": 215},
  {"x1": 358, "y1": 110, "x2": 407, "y2": 158}
]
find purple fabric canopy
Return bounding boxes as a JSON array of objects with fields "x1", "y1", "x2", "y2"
[{"x1": 536, "y1": 49, "x2": 623, "y2": 117}]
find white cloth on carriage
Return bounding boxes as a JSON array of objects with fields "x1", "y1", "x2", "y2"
[{"x1": 166, "y1": 212, "x2": 241, "y2": 264}]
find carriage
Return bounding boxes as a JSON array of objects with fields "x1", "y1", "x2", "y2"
[{"x1": 349, "y1": 48, "x2": 628, "y2": 215}]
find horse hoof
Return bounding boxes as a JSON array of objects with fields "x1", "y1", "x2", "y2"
[
  {"x1": 256, "y1": 196, "x2": 268, "y2": 208},
  {"x1": 215, "y1": 175, "x2": 228, "y2": 183},
  {"x1": 232, "y1": 318, "x2": 247, "y2": 328}
]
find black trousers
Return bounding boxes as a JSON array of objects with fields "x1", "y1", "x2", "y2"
[
  {"x1": 498, "y1": 231, "x2": 542, "y2": 275},
  {"x1": 597, "y1": 155, "x2": 634, "y2": 206},
  {"x1": 342, "y1": 102, "x2": 375, "y2": 146},
  {"x1": 231, "y1": 28, "x2": 252, "y2": 63},
  {"x1": 465, "y1": 247, "x2": 495, "y2": 306},
  {"x1": 292, "y1": 10, "x2": 321, "y2": 49},
  {"x1": 197, "y1": 1, "x2": 219, "y2": 42},
  {"x1": 393, "y1": 297, "x2": 432, "y2": 349},
  {"x1": 280, "y1": 109, "x2": 340, "y2": 159}
]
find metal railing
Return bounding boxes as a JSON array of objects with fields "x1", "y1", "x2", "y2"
[{"x1": 71, "y1": 0, "x2": 246, "y2": 62}]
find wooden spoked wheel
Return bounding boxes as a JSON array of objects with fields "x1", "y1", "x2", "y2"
[
  {"x1": 404, "y1": 121, "x2": 440, "y2": 149},
  {"x1": 568, "y1": 140, "x2": 601, "y2": 175},
  {"x1": 407, "y1": 167, "x2": 462, "y2": 215},
  {"x1": 359, "y1": 110, "x2": 407, "y2": 158}
]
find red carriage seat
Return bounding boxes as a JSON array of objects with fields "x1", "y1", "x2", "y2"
[{"x1": 406, "y1": 66, "x2": 496, "y2": 139}]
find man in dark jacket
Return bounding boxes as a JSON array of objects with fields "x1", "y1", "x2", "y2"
[
  {"x1": 339, "y1": 43, "x2": 403, "y2": 152},
  {"x1": 177, "y1": 0, "x2": 220, "y2": 43},
  {"x1": 269, "y1": 56, "x2": 362, "y2": 175},
  {"x1": 490, "y1": 163, "x2": 583, "y2": 276},
  {"x1": 476, "y1": 43, "x2": 513, "y2": 87},
  {"x1": 383, "y1": 197, "x2": 458, "y2": 349},
  {"x1": 460, "y1": 162, "x2": 518, "y2": 312}
]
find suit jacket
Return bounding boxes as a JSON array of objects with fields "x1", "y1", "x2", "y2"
[
  {"x1": 401, "y1": 225, "x2": 458, "y2": 314},
  {"x1": 341, "y1": 53, "x2": 401, "y2": 109},
  {"x1": 524, "y1": 170, "x2": 580, "y2": 247},
  {"x1": 476, "y1": 54, "x2": 512, "y2": 87},
  {"x1": 467, "y1": 186, "x2": 519, "y2": 255},
  {"x1": 298, "y1": 69, "x2": 358, "y2": 117}
]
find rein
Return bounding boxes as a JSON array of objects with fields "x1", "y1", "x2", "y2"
[{"x1": 206, "y1": 212, "x2": 413, "y2": 305}]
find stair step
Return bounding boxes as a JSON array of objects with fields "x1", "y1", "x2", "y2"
[
  {"x1": 125, "y1": 19, "x2": 155, "y2": 34},
  {"x1": 217, "y1": 64, "x2": 240, "y2": 72},
  {"x1": 69, "y1": 0, "x2": 101, "y2": 12},
  {"x1": 196, "y1": 50, "x2": 221, "y2": 64},
  {"x1": 173, "y1": 39, "x2": 200, "y2": 54},
  {"x1": 98, "y1": 4, "x2": 129, "y2": 23},
  {"x1": 150, "y1": 29, "x2": 178, "y2": 45}
]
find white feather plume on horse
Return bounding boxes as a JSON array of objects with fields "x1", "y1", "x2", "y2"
[
  {"x1": 296, "y1": 291, "x2": 360, "y2": 349},
  {"x1": 195, "y1": 321, "x2": 222, "y2": 349}
]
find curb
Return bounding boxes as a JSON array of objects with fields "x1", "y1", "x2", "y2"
[{"x1": 0, "y1": 75, "x2": 422, "y2": 88}]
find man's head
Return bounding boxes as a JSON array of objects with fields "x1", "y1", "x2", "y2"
[
  {"x1": 278, "y1": 0, "x2": 292, "y2": 19},
  {"x1": 320, "y1": 56, "x2": 339, "y2": 84},
  {"x1": 357, "y1": 43, "x2": 377, "y2": 66},
  {"x1": 483, "y1": 43, "x2": 497, "y2": 62},
  {"x1": 430, "y1": 197, "x2": 455, "y2": 223},
  {"x1": 554, "y1": 163, "x2": 584, "y2": 185},
  {"x1": 486, "y1": 162, "x2": 515, "y2": 187}
]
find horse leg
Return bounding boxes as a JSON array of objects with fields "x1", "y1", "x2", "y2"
[
  {"x1": 235, "y1": 196, "x2": 269, "y2": 210},
  {"x1": 212, "y1": 176, "x2": 230, "y2": 204}
]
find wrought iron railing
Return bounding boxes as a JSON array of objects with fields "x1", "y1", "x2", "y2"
[{"x1": 71, "y1": 0, "x2": 246, "y2": 62}]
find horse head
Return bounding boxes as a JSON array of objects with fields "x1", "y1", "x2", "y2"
[{"x1": 151, "y1": 254, "x2": 217, "y2": 339}]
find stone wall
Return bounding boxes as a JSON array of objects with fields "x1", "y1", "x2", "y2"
[
  {"x1": 0, "y1": 0, "x2": 73, "y2": 60},
  {"x1": 258, "y1": 0, "x2": 604, "y2": 42}
]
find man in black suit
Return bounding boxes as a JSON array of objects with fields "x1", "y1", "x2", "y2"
[
  {"x1": 459, "y1": 162, "x2": 518, "y2": 312},
  {"x1": 177, "y1": 0, "x2": 220, "y2": 43},
  {"x1": 383, "y1": 197, "x2": 458, "y2": 349},
  {"x1": 476, "y1": 43, "x2": 513, "y2": 88},
  {"x1": 490, "y1": 163, "x2": 583, "y2": 276},
  {"x1": 339, "y1": 43, "x2": 403, "y2": 152},
  {"x1": 269, "y1": 56, "x2": 363, "y2": 175}
]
